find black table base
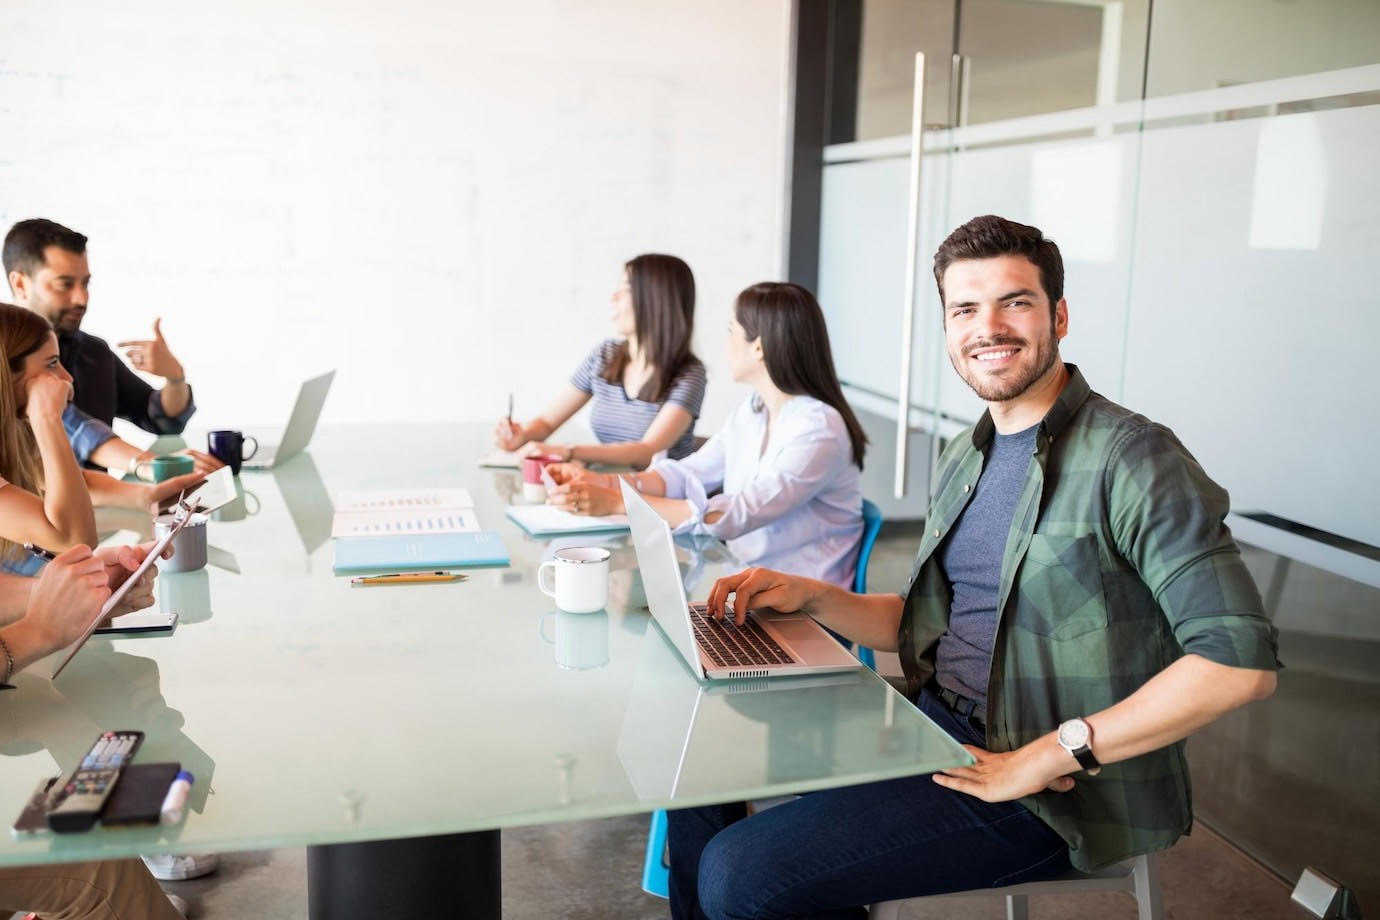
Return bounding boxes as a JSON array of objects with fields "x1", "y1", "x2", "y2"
[{"x1": 307, "y1": 829, "x2": 500, "y2": 919}]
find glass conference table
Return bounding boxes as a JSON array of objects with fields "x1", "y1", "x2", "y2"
[{"x1": 0, "y1": 423, "x2": 970, "y2": 918}]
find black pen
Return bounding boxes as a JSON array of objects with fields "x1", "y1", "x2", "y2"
[{"x1": 23, "y1": 543, "x2": 57, "y2": 562}]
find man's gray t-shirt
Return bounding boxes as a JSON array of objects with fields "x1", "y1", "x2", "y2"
[{"x1": 934, "y1": 422, "x2": 1039, "y2": 712}]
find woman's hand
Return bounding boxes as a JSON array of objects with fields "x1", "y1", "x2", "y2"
[
  {"x1": 24, "y1": 374, "x2": 73, "y2": 423},
  {"x1": 143, "y1": 471, "x2": 206, "y2": 515},
  {"x1": 94, "y1": 542, "x2": 167, "y2": 618},
  {"x1": 545, "y1": 464, "x2": 607, "y2": 487},
  {"x1": 494, "y1": 418, "x2": 530, "y2": 451},
  {"x1": 24, "y1": 546, "x2": 111, "y2": 650},
  {"x1": 547, "y1": 475, "x2": 623, "y2": 516}
]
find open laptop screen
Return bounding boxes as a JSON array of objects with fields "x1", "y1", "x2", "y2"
[{"x1": 620, "y1": 480, "x2": 704, "y2": 675}]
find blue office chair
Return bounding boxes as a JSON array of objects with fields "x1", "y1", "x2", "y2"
[
  {"x1": 640, "y1": 500, "x2": 887, "y2": 899},
  {"x1": 853, "y1": 499, "x2": 884, "y2": 670},
  {"x1": 642, "y1": 809, "x2": 671, "y2": 898}
]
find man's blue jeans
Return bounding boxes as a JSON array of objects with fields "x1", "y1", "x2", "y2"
[{"x1": 666, "y1": 687, "x2": 1072, "y2": 920}]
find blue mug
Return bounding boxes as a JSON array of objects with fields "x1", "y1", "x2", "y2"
[{"x1": 207, "y1": 430, "x2": 259, "y2": 475}]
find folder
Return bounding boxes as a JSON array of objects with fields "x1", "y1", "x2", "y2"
[
  {"x1": 505, "y1": 504, "x2": 630, "y2": 538},
  {"x1": 332, "y1": 531, "x2": 510, "y2": 574}
]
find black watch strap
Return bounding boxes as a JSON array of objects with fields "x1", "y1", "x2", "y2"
[{"x1": 1072, "y1": 745, "x2": 1101, "y2": 772}]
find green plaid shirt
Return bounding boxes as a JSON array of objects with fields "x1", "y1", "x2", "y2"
[{"x1": 899, "y1": 364, "x2": 1279, "y2": 871}]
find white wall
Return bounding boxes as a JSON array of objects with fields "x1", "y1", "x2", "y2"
[{"x1": 0, "y1": 0, "x2": 793, "y2": 435}]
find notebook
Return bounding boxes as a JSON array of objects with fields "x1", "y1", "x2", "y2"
[
  {"x1": 331, "y1": 488, "x2": 479, "y2": 538},
  {"x1": 478, "y1": 450, "x2": 523, "y2": 469},
  {"x1": 332, "y1": 531, "x2": 510, "y2": 574},
  {"x1": 505, "y1": 504, "x2": 630, "y2": 538}
]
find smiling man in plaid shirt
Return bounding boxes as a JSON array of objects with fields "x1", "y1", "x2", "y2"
[{"x1": 664, "y1": 214, "x2": 1280, "y2": 920}]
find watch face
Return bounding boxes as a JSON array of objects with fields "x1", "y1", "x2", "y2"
[{"x1": 1058, "y1": 719, "x2": 1090, "y2": 749}]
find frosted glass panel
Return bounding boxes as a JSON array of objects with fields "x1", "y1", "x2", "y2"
[
  {"x1": 1121, "y1": 104, "x2": 1380, "y2": 548},
  {"x1": 817, "y1": 155, "x2": 949, "y2": 407},
  {"x1": 922, "y1": 133, "x2": 1141, "y2": 426}
]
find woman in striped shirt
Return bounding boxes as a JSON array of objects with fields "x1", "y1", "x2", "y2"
[
  {"x1": 547, "y1": 282, "x2": 868, "y2": 589},
  {"x1": 494, "y1": 254, "x2": 706, "y2": 467}
]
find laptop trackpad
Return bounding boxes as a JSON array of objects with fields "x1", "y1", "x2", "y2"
[{"x1": 771, "y1": 618, "x2": 825, "y2": 642}]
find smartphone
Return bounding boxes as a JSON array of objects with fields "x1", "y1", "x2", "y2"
[
  {"x1": 95, "y1": 611, "x2": 179, "y2": 635},
  {"x1": 10, "y1": 776, "x2": 59, "y2": 836}
]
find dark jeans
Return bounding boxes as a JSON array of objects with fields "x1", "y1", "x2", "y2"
[{"x1": 666, "y1": 687, "x2": 1071, "y2": 920}]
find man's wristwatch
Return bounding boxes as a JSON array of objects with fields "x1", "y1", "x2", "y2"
[{"x1": 1056, "y1": 717, "x2": 1102, "y2": 775}]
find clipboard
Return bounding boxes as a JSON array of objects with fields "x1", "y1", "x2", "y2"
[{"x1": 50, "y1": 496, "x2": 197, "y2": 680}]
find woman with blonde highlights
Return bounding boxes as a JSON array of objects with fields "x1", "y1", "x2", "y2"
[{"x1": 0, "y1": 304, "x2": 200, "y2": 574}]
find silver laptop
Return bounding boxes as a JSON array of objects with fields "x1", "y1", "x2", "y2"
[
  {"x1": 243, "y1": 370, "x2": 335, "y2": 470},
  {"x1": 621, "y1": 480, "x2": 859, "y2": 680}
]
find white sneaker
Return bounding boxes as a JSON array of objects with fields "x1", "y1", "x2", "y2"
[
  {"x1": 164, "y1": 891, "x2": 190, "y2": 917},
  {"x1": 142, "y1": 852, "x2": 220, "y2": 881}
]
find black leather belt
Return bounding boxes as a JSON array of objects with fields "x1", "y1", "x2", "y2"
[{"x1": 934, "y1": 683, "x2": 986, "y2": 727}]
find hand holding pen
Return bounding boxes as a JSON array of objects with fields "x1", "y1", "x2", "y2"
[{"x1": 494, "y1": 392, "x2": 527, "y2": 450}]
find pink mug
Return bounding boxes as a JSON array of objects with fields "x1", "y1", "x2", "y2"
[{"x1": 521, "y1": 455, "x2": 563, "y2": 502}]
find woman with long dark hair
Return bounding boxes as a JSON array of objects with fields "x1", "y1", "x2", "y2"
[
  {"x1": 549, "y1": 282, "x2": 867, "y2": 588},
  {"x1": 494, "y1": 254, "x2": 706, "y2": 466}
]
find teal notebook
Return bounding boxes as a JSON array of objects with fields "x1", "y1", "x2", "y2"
[
  {"x1": 332, "y1": 531, "x2": 510, "y2": 574},
  {"x1": 504, "y1": 505, "x2": 630, "y2": 538}
]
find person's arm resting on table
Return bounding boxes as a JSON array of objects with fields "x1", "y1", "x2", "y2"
[
  {"x1": 933, "y1": 423, "x2": 1279, "y2": 801},
  {"x1": 546, "y1": 426, "x2": 726, "y2": 521},
  {"x1": 532, "y1": 401, "x2": 694, "y2": 468}
]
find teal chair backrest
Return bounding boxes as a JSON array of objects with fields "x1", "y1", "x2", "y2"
[
  {"x1": 854, "y1": 500, "x2": 884, "y2": 670},
  {"x1": 855, "y1": 499, "x2": 884, "y2": 593}
]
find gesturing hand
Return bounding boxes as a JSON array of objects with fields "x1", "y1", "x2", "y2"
[
  {"x1": 117, "y1": 318, "x2": 185, "y2": 381},
  {"x1": 933, "y1": 742, "x2": 1076, "y2": 803}
]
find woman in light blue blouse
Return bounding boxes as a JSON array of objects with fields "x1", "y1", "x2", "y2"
[
  {"x1": 548, "y1": 282, "x2": 868, "y2": 589},
  {"x1": 494, "y1": 254, "x2": 706, "y2": 467}
]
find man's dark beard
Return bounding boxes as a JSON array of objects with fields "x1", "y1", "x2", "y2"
[{"x1": 950, "y1": 330, "x2": 1059, "y2": 402}]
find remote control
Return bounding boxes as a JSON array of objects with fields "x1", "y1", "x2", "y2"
[{"x1": 47, "y1": 731, "x2": 144, "y2": 833}]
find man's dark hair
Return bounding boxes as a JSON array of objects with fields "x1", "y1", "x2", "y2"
[
  {"x1": 3, "y1": 218, "x2": 88, "y2": 279},
  {"x1": 933, "y1": 215, "x2": 1064, "y2": 316}
]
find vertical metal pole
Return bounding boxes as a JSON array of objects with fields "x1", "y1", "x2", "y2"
[{"x1": 894, "y1": 52, "x2": 927, "y2": 499}]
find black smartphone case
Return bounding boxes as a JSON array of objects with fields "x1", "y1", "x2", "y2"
[{"x1": 101, "y1": 762, "x2": 181, "y2": 827}]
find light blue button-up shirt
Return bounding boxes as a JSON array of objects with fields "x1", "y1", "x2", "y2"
[{"x1": 652, "y1": 395, "x2": 864, "y2": 588}]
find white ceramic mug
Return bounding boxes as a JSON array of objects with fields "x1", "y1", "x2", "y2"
[
  {"x1": 537, "y1": 546, "x2": 611, "y2": 613},
  {"x1": 538, "y1": 609, "x2": 609, "y2": 670}
]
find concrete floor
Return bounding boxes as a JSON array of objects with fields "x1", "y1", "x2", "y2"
[
  {"x1": 29, "y1": 523, "x2": 1313, "y2": 918},
  {"x1": 157, "y1": 815, "x2": 1298, "y2": 919}
]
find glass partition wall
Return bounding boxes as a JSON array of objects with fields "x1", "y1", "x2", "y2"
[{"x1": 802, "y1": 0, "x2": 1380, "y2": 904}]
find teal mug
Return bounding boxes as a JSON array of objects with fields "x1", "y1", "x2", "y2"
[{"x1": 136, "y1": 454, "x2": 195, "y2": 483}]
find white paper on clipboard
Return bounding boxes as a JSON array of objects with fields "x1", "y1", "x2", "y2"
[{"x1": 46, "y1": 505, "x2": 194, "y2": 681}]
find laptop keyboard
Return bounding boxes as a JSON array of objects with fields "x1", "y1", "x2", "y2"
[{"x1": 689, "y1": 604, "x2": 797, "y2": 669}]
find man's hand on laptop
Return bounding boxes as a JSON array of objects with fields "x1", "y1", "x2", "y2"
[{"x1": 706, "y1": 567, "x2": 830, "y2": 627}]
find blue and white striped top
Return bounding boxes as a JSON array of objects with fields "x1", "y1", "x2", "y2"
[{"x1": 570, "y1": 339, "x2": 706, "y2": 461}]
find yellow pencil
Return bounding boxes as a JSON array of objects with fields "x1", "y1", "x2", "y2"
[{"x1": 350, "y1": 571, "x2": 468, "y2": 586}]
